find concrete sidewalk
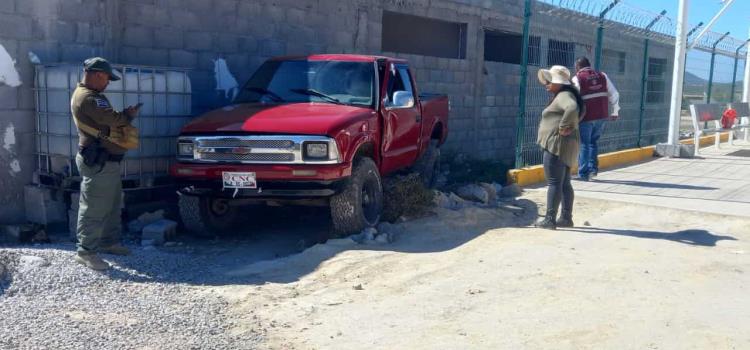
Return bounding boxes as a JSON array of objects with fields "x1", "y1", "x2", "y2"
[{"x1": 571, "y1": 141, "x2": 750, "y2": 218}]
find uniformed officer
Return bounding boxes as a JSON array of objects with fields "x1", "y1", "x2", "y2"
[{"x1": 71, "y1": 57, "x2": 140, "y2": 270}]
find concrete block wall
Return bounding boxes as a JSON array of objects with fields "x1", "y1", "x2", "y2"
[
  {"x1": 0, "y1": 0, "x2": 678, "y2": 223},
  {"x1": 0, "y1": 0, "x2": 113, "y2": 223}
]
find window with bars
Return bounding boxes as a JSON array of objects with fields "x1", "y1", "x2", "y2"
[
  {"x1": 382, "y1": 11, "x2": 467, "y2": 59},
  {"x1": 602, "y1": 49, "x2": 626, "y2": 74},
  {"x1": 547, "y1": 39, "x2": 575, "y2": 67},
  {"x1": 484, "y1": 31, "x2": 541, "y2": 66},
  {"x1": 647, "y1": 57, "x2": 667, "y2": 103}
]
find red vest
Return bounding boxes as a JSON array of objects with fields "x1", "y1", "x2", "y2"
[{"x1": 577, "y1": 68, "x2": 609, "y2": 122}]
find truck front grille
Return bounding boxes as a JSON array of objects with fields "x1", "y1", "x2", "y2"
[
  {"x1": 179, "y1": 135, "x2": 341, "y2": 165},
  {"x1": 197, "y1": 139, "x2": 295, "y2": 149},
  {"x1": 199, "y1": 152, "x2": 295, "y2": 162}
]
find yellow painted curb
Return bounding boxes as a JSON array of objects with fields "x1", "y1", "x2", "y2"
[{"x1": 507, "y1": 132, "x2": 732, "y2": 187}]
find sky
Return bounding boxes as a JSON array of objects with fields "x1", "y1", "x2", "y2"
[{"x1": 625, "y1": 0, "x2": 749, "y2": 82}]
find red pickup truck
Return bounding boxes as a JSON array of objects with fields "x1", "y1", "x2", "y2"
[{"x1": 171, "y1": 54, "x2": 449, "y2": 236}]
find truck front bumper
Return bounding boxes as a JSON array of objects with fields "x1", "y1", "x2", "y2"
[{"x1": 170, "y1": 162, "x2": 352, "y2": 199}]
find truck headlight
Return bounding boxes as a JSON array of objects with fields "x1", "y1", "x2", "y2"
[
  {"x1": 178, "y1": 141, "x2": 194, "y2": 158},
  {"x1": 304, "y1": 142, "x2": 328, "y2": 159}
]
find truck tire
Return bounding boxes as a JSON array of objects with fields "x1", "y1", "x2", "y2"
[
  {"x1": 178, "y1": 195, "x2": 239, "y2": 237},
  {"x1": 330, "y1": 157, "x2": 383, "y2": 237},
  {"x1": 413, "y1": 140, "x2": 441, "y2": 188}
]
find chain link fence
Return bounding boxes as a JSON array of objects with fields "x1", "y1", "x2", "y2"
[{"x1": 513, "y1": 0, "x2": 748, "y2": 168}]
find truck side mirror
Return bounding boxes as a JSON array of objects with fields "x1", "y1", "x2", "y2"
[{"x1": 389, "y1": 91, "x2": 414, "y2": 109}]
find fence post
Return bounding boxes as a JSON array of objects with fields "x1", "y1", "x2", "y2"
[
  {"x1": 594, "y1": 0, "x2": 621, "y2": 71},
  {"x1": 637, "y1": 10, "x2": 667, "y2": 147},
  {"x1": 707, "y1": 31, "x2": 730, "y2": 103},
  {"x1": 730, "y1": 39, "x2": 749, "y2": 103},
  {"x1": 515, "y1": 0, "x2": 532, "y2": 169}
]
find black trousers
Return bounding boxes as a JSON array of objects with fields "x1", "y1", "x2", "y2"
[{"x1": 543, "y1": 150, "x2": 574, "y2": 220}]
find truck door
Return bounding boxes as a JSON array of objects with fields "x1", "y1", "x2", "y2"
[{"x1": 381, "y1": 63, "x2": 421, "y2": 174}]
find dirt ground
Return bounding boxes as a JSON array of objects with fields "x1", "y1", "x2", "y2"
[{"x1": 206, "y1": 189, "x2": 749, "y2": 350}]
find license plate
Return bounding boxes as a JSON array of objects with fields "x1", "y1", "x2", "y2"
[{"x1": 222, "y1": 172, "x2": 257, "y2": 189}]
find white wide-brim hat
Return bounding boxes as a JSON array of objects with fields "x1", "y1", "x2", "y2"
[{"x1": 537, "y1": 65, "x2": 571, "y2": 85}]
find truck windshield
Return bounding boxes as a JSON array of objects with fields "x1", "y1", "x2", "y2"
[{"x1": 235, "y1": 60, "x2": 375, "y2": 107}]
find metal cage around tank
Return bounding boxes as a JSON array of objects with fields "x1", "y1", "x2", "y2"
[{"x1": 33, "y1": 63, "x2": 193, "y2": 188}]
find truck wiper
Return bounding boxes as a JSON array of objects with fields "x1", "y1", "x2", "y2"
[
  {"x1": 244, "y1": 87, "x2": 284, "y2": 102},
  {"x1": 290, "y1": 88, "x2": 344, "y2": 105}
]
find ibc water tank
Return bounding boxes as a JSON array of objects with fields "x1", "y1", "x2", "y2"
[{"x1": 35, "y1": 63, "x2": 193, "y2": 178}]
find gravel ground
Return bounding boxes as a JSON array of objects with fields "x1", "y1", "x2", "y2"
[{"x1": 0, "y1": 243, "x2": 264, "y2": 350}]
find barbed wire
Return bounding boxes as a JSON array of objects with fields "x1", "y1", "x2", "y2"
[{"x1": 534, "y1": 0, "x2": 747, "y2": 57}]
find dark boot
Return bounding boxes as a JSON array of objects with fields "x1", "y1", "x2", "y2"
[
  {"x1": 535, "y1": 209, "x2": 557, "y2": 230},
  {"x1": 557, "y1": 210, "x2": 573, "y2": 228}
]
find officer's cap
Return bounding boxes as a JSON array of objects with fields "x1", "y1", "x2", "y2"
[{"x1": 83, "y1": 57, "x2": 120, "y2": 81}]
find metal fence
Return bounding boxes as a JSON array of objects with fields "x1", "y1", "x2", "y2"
[{"x1": 514, "y1": 0, "x2": 748, "y2": 167}]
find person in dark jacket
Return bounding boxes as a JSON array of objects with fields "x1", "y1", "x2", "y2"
[{"x1": 535, "y1": 65, "x2": 585, "y2": 229}]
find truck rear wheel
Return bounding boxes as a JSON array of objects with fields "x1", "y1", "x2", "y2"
[
  {"x1": 413, "y1": 140, "x2": 441, "y2": 188},
  {"x1": 330, "y1": 157, "x2": 383, "y2": 237},
  {"x1": 178, "y1": 195, "x2": 239, "y2": 237}
]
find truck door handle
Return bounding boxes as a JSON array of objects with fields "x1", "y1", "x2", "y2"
[{"x1": 415, "y1": 114, "x2": 422, "y2": 122}]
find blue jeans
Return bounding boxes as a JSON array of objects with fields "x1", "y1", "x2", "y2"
[{"x1": 578, "y1": 119, "x2": 606, "y2": 178}]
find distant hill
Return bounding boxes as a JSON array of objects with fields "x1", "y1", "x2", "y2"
[
  {"x1": 682, "y1": 71, "x2": 743, "y2": 105},
  {"x1": 683, "y1": 71, "x2": 706, "y2": 86}
]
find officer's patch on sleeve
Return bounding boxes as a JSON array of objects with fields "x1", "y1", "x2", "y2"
[{"x1": 94, "y1": 98, "x2": 110, "y2": 108}]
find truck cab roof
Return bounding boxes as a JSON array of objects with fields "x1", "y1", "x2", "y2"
[{"x1": 269, "y1": 54, "x2": 407, "y2": 64}]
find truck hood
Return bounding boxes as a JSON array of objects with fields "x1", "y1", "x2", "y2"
[{"x1": 180, "y1": 102, "x2": 375, "y2": 136}]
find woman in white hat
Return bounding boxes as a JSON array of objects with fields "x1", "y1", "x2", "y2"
[{"x1": 535, "y1": 65, "x2": 585, "y2": 229}]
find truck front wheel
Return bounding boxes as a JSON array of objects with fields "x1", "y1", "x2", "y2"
[
  {"x1": 178, "y1": 195, "x2": 240, "y2": 237},
  {"x1": 330, "y1": 157, "x2": 383, "y2": 237}
]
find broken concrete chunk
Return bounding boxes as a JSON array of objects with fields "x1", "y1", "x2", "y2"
[
  {"x1": 18, "y1": 255, "x2": 49, "y2": 270},
  {"x1": 142, "y1": 219, "x2": 178, "y2": 246},
  {"x1": 456, "y1": 184, "x2": 490, "y2": 204},
  {"x1": 375, "y1": 233, "x2": 391, "y2": 244},
  {"x1": 362, "y1": 227, "x2": 377, "y2": 241},
  {"x1": 478, "y1": 182, "x2": 498, "y2": 203},
  {"x1": 499, "y1": 183, "x2": 523, "y2": 198},
  {"x1": 128, "y1": 210, "x2": 166, "y2": 233}
]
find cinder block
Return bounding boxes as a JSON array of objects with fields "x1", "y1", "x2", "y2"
[
  {"x1": 61, "y1": 44, "x2": 98, "y2": 62},
  {"x1": 169, "y1": 49, "x2": 197, "y2": 67},
  {"x1": 136, "y1": 47, "x2": 169, "y2": 65},
  {"x1": 76, "y1": 22, "x2": 91, "y2": 43},
  {"x1": 185, "y1": 32, "x2": 212, "y2": 51},
  {"x1": 259, "y1": 39, "x2": 285, "y2": 57},
  {"x1": 0, "y1": 13, "x2": 32, "y2": 39},
  {"x1": 0, "y1": 85, "x2": 19, "y2": 110},
  {"x1": 215, "y1": 35, "x2": 240, "y2": 53},
  {"x1": 0, "y1": 0, "x2": 13, "y2": 13},
  {"x1": 155, "y1": 29, "x2": 183, "y2": 49},
  {"x1": 24, "y1": 185, "x2": 66, "y2": 224},
  {"x1": 123, "y1": 26, "x2": 154, "y2": 47},
  {"x1": 142, "y1": 219, "x2": 178, "y2": 245}
]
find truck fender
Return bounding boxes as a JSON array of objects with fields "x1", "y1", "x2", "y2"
[{"x1": 347, "y1": 135, "x2": 377, "y2": 163}]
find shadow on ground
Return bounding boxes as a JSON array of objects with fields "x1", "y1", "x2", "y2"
[
  {"x1": 6, "y1": 198, "x2": 539, "y2": 287},
  {"x1": 561, "y1": 227, "x2": 737, "y2": 246},
  {"x1": 590, "y1": 179, "x2": 718, "y2": 191}
]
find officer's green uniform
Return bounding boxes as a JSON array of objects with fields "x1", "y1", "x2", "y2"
[{"x1": 71, "y1": 59, "x2": 132, "y2": 255}]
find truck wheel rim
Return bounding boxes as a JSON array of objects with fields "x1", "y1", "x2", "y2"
[{"x1": 210, "y1": 199, "x2": 231, "y2": 216}]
